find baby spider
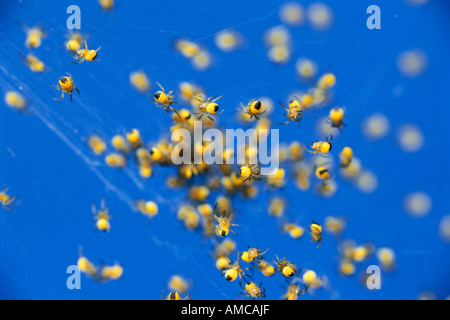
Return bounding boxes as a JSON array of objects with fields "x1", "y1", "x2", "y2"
[
  {"x1": 281, "y1": 278, "x2": 307, "y2": 300},
  {"x1": 54, "y1": 73, "x2": 80, "y2": 102},
  {"x1": 213, "y1": 202, "x2": 240, "y2": 237},
  {"x1": 193, "y1": 94, "x2": 224, "y2": 121},
  {"x1": 162, "y1": 290, "x2": 191, "y2": 300},
  {"x1": 305, "y1": 135, "x2": 333, "y2": 157},
  {"x1": 0, "y1": 187, "x2": 17, "y2": 211},
  {"x1": 278, "y1": 100, "x2": 303, "y2": 128},
  {"x1": 149, "y1": 81, "x2": 179, "y2": 115},
  {"x1": 314, "y1": 164, "x2": 331, "y2": 181},
  {"x1": 327, "y1": 107, "x2": 346, "y2": 132},
  {"x1": 241, "y1": 246, "x2": 269, "y2": 263},
  {"x1": 239, "y1": 164, "x2": 263, "y2": 182},
  {"x1": 301, "y1": 270, "x2": 328, "y2": 293},
  {"x1": 223, "y1": 254, "x2": 252, "y2": 282},
  {"x1": 310, "y1": 221, "x2": 323, "y2": 247},
  {"x1": 239, "y1": 98, "x2": 267, "y2": 120},
  {"x1": 92, "y1": 199, "x2": 112, "y2": 232},
  {"x1": 240, "y1": 281, "x2": 265, "y2": 300},
  {"x1": 72, "y1": 40, "x2": 101, "y2": 64},
  {"x1": 274, "y1": 255, "x2": 298, "y2": 278}
]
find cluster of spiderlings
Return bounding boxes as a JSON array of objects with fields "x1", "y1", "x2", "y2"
[
  {"x1": 13, "y1": 20, "x2": 371, "y2": 299},
  {"x1": 2, "y1": 0, "x2": 441, "y2": 300}
]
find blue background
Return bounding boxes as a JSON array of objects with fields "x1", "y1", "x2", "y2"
[{"x1": 0, "y1": 0, "x2": 449, "y2": 299}]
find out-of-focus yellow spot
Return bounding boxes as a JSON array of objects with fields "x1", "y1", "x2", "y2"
[
  {"x1": 168, "y1": 275, "x2": 189, "y2": 294},
  {"x1": 192, "y1": 50, "x2": 212, "y2": 71},
  {"x1": 339, "y1": 259, "x2": 355, "y2": 276},
  {"x1": 397, "y1": 49, "x2": 427, "y2": 77},
  {"x1": 111, "y1": 135, "x2": 130, "y2": 153},
  {"x1": 351, "y1": 245, "x2": 371, "y2": 262},
  {"x1": 316, "y1": 116, "x2": 338, "y2": 136},
  {"x1": 25, "y1": 26, "x2": 45, "y2": 48},
  {"x1": 439, "y1": 215, "x2": 450, "y2": 243},
  {"x1": 403, "y1": 192, "x2": 432, "y2": 217},
  {"x1": 105, "y1": 153, "x2": 127, "y2": 168},
  {"x1": 317, "y1": 73, "x2": 336, "y2": 90},
  {"x1": 215, "y1": 30, "x2": 242, "y2": 52},
  {"x1": 279, "y1": 2, "x2": 306, "y2": 26},
  {"x1": 136, "y1": 200, "x2": 158, "y2": 219},
  {"x1": 96, "y1": 218, "x2": 110, "y2": 232},
  {"x1": 302, "y1": 270, "x2": 317, "y2": 284},
  {"x1": 215, "y1": 256, "x2": 229, "y2": 270},
  {"x1": 296, "y1": 58, "x2": 317, "y2": 80},
  {"x1": 307, "y1": 2, "x2": 333, "y2": 31},
  {"x1": 77, "y1": 256, "x2": 96, "y2": 275},
  {"x1": 324, "y1": 216, "x2": 345, "y2": 236},
  {"x1": 5, "y1": 91, "x2": 27, "y2": 110},
  {"x1": 88, "y1": 135, "x2": 107, "y2": 155},
  {"x1": 397, "y1": 124, "x2": 424, "y2": 152},
  {"x1": 268, "y1": 197, "x2": 285, "y2": 217},
  {"x1": 284, "y1": 223, "x2": 304, "y2": 239},
  {"x1": 340, "y1": 157, "x2": 362, "y2": 179},
  {"x1": 98, "y1": 0, "x2": 114, "y2": 10},
  {"x1": 175, "y1": 39, "x2": 200, "y2": 58},
  {"x1": 376, "y1": 247, "x2": 396, "y2": 271},
  {"x1": 65, "y1": 32, "x2": 84, "y2": 52},
  {"x1": 130, "y1": 70, "x2": 151, "y2": 93},
  {"x1": 356, "y1": 170, "x2": 378, "y2": 194},
  {"x1": 267, "y1": 45, "x2": 291, "y2": 64},
  {"x1": 362, "y1": 113, "x2": 390, "y2": 140},
  {"x1": 189, "y1": 186, "x2": 210, "y2": 202},
  {"x1": 24, "y1": 54, "x2": 45, "y2": 73},
  {"x1": 101, "y1": 264, "x2": 123, "y2": 280},
  {"x1": 264, "y1": 26, "x2": 291, "y2": 47}
]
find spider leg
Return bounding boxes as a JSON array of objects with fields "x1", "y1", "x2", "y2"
[
  {"x1": 319, "y1": 153, "x2": 331, "y2": 158},
  {"x1": 278, "y1": 101, "x2": 289, "y2": 111},
  {"x1": 279, "y1": 119, "x2": 292, "y2": 125},
  {"x1": 148, "y1": 93, "x2": 157, "y2": 104},
  {"x1": 54, "y1": 92, "x2": 64, "y2": 101},
  {"x1": 155, "y1": 81, "x2": 164, "y2": 92},
  {"x1": 75, "y1": 87, "x2": 80, "y2": 94},
  {"x1": 210, "y1": 95, "x2": 224, "y2": 103},
  {"x1": 171, "y1": 108, "x2": 181, "y2": 119},
  {"x1": 303, "y1": 146, "x2": 317, "y2": 154},
  {"x1": 2, "y1": 204, "x2": 16, "y2": 211}
]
